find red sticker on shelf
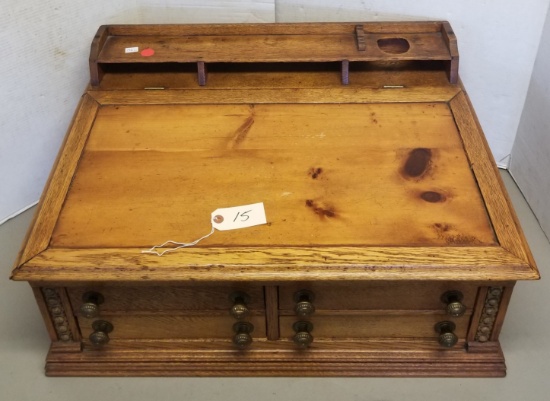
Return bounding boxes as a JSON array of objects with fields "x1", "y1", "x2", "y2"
[{"x1": 141, "y1": 48, "x2": 155, "y2": 57}]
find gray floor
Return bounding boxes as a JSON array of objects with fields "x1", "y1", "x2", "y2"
[{"x1": 1, "y1": 171, "x2": 548, "y2": 401}]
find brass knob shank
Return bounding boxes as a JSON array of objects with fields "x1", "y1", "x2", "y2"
[
  {"x1": 293, "y1": 290, "x2": 316, "y2": 317},
  {"x1": 293, "y1": 321, "x2": 314, "y2": 348},
  {"x1": 89, "y1": 319, "x2": 113, "y2": 347},
  {"x1": 441, "y1": 290, "x2": 466, "y2": 317},
  {"x1": 229, "y1": 291, "x2": 251, "y2": 320},
  {"x1": 79, "y1": 291, "x2": 104, "y2": 319},
  {"x1": 435, "y1": 321, "x2": 458, "y2": 348},
  {"x1": 232, "y1": 321, "x2": 254, "y2": 349}
]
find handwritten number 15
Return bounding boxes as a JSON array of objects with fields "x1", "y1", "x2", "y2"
[{"x1": 234, "y1": 210, "x2": 252, "y2": 222}]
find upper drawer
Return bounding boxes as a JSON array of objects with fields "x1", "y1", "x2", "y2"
[
  {"x1": 68, "y1": 285, "x2": 264, "y2": 312},
  {"x1": 279, "y1": 282, "x2": 477, "y2": 311}
]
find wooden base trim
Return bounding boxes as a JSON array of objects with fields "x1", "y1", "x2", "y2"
[
  {"x1": 46, "y1": 361, "x2": 506, "y2": 377},
  {"x1": 44, "y1": 340, "x2": 506, "y2": 377}
]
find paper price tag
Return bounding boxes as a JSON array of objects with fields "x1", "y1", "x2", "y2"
[
  {"x1": 142, "y1": 202, "x2": 267, "y2": 255},
  {"x1": 125, "y1": 47, "x2": 139, "y2": 53},
  {"x1": 211, "y1": 202, "x2": 267, "y2": 231}
]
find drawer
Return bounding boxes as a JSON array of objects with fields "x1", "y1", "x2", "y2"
[
  {"x1": 79, "y1": 314, "x2": 266, "y2": 340},
  {"x1": 68, "y1": 285, "x2": 265, "y2": 313},
  {"x1": 279, "y1": 282, "x2": 477, "y2": 311},
  {"x1": 280, "y1": 313, "x2": 469, "y2": 339}
]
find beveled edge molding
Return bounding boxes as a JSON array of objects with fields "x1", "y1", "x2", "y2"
[
  {"x1": 449, "y1": 90, "x2": 539, "y2": 279},
  {"x1": 475, "y1": 287, "x2": 503, "y2": 343},
  {"x1": 13, "y1": 246, "x2": 537, "y2": 283},
  {"x1": 13, "y1": 94, "x2": 100, "y2": 270},
  {"x1": 44, "y1": 338, "x2": 507, "y2": 377},
  {"x1": 87, "y1": 86, "x2": 461, "y2": 106},
  {"x1": 41, "y1": 288, "x2": 74, "y2": 342}
]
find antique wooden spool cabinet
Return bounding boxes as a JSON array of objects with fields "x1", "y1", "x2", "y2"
[{"x1": 11, "y1": 22, "x2": 539, "y2": 377}]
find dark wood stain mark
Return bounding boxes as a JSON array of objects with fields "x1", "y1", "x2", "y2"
[
  {"x1": 305, "y1": 199, "x2": 336, "y2": 218},
  {"x1": 421, "y1": 191, "x2": 445, "y2": 203},
  {"x1": 433, "y1": 223, "x2": 480, "y2": 245},
  {"x1": 444, "y1": 234, "x2": 480, "y2": 245},
  {"x1": 308, "y1": 167, "x2": 323, "y2": 179},
  {"x1": 228, "y1": 106, "x2": 255, "y2": 149},
  {"x1": 370, "y1": 111, "x2": 378, "y2": 124},
  {"x1": 434, "y1": 223, "x2": 451, "y2": 232},
  {"x1": 403, "y1": 148, "x2": 432, "y2": 178}
]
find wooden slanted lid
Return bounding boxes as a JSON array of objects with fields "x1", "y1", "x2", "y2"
[{"x1": 11, "y1": 22, "x2": 538, "y2": 283}]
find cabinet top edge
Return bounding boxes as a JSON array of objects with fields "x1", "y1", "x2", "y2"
[{"x1": 11, "y1": 245, "x2": 539, "y2": 283}]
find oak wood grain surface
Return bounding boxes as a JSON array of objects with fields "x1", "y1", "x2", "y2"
[{"x1": 16, "y1": 246, "x2": 533, "y2": 282}]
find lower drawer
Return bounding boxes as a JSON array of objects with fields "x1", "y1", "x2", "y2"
[
  {"x1": 79, "y1": 314, "x2": 266, "y2": 341},
  {"x1": 280, "y1": 313, "x2": 469, "y2": 339}
]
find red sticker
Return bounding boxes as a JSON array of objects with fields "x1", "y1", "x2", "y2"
[{"x1": 141, "y1": 48, "x2": 155, "y2": 57}]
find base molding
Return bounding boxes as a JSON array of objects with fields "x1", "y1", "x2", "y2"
[{"x1": 45, "y1": 339, "x2": 506, "y2": 377}]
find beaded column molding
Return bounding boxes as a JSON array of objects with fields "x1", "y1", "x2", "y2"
[
  {"x1": 475, "y1": 287, "x2": 503, "y2": 342},
  {"x1": 42, "y1": 288, "x2": 74, "y2": 342}
]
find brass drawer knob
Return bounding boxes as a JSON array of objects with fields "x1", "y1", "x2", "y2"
[
  {"x1": 232, "y1": 321, "x2": 254, "y2": 349},
  {"x1": 89, "y1": 320, "x2": 113, "y2": 346},
  {"x1": 229, "y1": 291, "x2": 250, "y2": 320},
  {"x1": 293, "y1": 290, "x2": 316, "y2": 317},
  {"x1": 441, "y1": 290, "x2": 466, "y2": 317},
  {"x1": 435, "y1": 321, "x2": 458, "y2": 348},
  {"x1": 79, "y1": 291, "x2": 104, "y2": 318},
  {"x1": 293, "y1": 321, "x2": 314, "y2": 348}
]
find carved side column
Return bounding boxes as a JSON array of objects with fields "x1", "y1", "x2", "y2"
[
  {"x1": 475, "y1": 287, "x2": 503, "y2": 343},
  {"x1": 32, "y1": 286, "x2": 80, "y2": 343}
]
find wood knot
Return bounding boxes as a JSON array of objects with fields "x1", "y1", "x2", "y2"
[
  {"x1": 308, "y1": 167, "x2": 323, "y2": 179},
  {"x1": 305, "y1": 199, "x2": 336, "y2": 218},
  {"x1": 421, "y1": 191, "x2": 445, "y2": 203},
  {"x1": 403, "y1": 148, "x2": 432, "y2": 178}
]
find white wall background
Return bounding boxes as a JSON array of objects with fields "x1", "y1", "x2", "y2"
[
  {"x1": 275, "y1": 0, "x2": 550, "y2": 167},
  {"x1": 511, "y1": 6, "x2": 550, "y2": 238},
  {"x1": 0, "y1": 0, "x2": 274, "y2": 224},
  {"x1": 1, "y1": 0, "x2": 549, "y2": 224}
]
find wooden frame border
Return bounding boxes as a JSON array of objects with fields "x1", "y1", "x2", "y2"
[
  {"x1": 449, "y1": 90, "x2": 538, "y2": 276},
  {"x1": 12, "y1": 85, "x2": 539, "y2": 283},
  {"x1": 105, "y1": 22, "x2": 446, "y2": 37},
  {"x1": 13, "y1": 94, "x2": 99, "y2": 270},
  {"x1": 13, "y1": 246, "x2": 533, "y2": 282},
  {"x1": 88, "y1": 86, "x2": 461, "y2": 105}
]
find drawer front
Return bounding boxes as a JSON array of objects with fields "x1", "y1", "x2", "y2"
[
  {"x1": 280, "y1": 314, "x2": 469, "y2": 339},
  {"x1": 68, "y1": 285, "x2": 265, "y2": 312},
  {"x1": 279, "y1": 282, "x2": 477, "y2": 311},
  {"x1": 79, "y1": 314, "x2": 266, "y2": 340}
]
